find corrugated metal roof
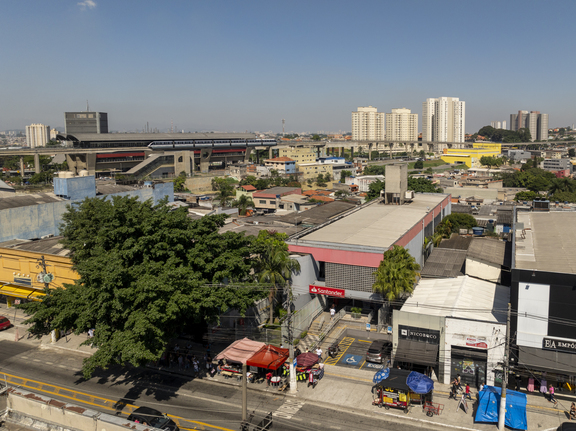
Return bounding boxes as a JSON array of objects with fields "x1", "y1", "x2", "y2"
[
  {"x1": 277, "y1": 201, "x2": 356, "y2": 225},
  {"x1": 421, "y1": 249, "x2": 467, "y2": 278},
  {"x1": 0, "y1": 236, "x2": 70, "y2": 257},
  {"x1": 467, "y1": 238, "x2": 507, "y2": 266},
  {"x1": 0, "y1": 193, "x2": 63, "y2": 210},
  {"x1": 401, "y1": 275, "x2": 509, "y2": 323}
]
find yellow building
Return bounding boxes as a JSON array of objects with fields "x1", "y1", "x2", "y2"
[
  {"x1": 278, "y1": 146, "x2": 317, "y2": 165},
  {"x1": 473, "y1": 142, "x2": 502, "y2": 152},
  {"x1": 0, "y1": 237, "x2": 78, "y2": 306},
  {"x1": 441, "y1": 144, "x2": 501, "y2": 168},
  {"x1": 297, "y1": 163, "x2": 334, "y2": 181}
]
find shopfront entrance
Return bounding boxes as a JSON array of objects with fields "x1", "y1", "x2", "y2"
[{"x1": 451, "y1": 346, "x2": 487, "y2": 388}]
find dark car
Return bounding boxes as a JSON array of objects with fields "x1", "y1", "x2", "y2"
[
  {"x1": 366, "y1": 340, "x2": 392, "y2": 364},
  {"x1": 127, "y1": 406, "x2": 179, "y2": 431},
  {"x1": 0, "y1": 316, "x2": 11, "y2": 331},
  {"x1": 558, "y1": 424, "x2": 576, "y2": 431}
]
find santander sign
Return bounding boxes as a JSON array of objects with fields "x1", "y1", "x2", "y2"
[{"x1": 309, "y1": 284, "x2": 345, "y2": 298}]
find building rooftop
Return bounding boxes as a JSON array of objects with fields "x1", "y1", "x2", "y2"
[
  {"x1": 253, "y1": 187, "x2": 300, "y2": 197},
  {"x1": 294, "y1": 193, "x2": 447, "y2": 252},
  {"x1": 0, "y1": 236, "x2": 70, "y2": 257},
  {"x1": 264, "y1": 157, "x2": 295, "y2": 163},
  {"x1": 515, "y1": 212, "x2": 576, "y2": 274},
  {"x1": 278, "y1": 201, "x2": 356, "y2": 226},
  {"x1": 280, "y1": 194, "x2": 310, "y2": 204},
  {"x1": 420, "y1": 248, "x2": 467, "y2": 278},
  {"x1": 401, "y1": 275, "x2": 509, "y2": 323},
  {"x1": 467, "y1": 237, "x2": 511, "y2": 267},
  {"x1": 0, "y1": 193, "x2": 63, "y2": 210}
]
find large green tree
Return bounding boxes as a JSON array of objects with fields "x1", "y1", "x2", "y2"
[
  {"x1": 20, "y1": 196, "x2": 263, "y2": 378},
  {"x1": 372, "y1": 245, "x2": 420, "y2": 301},
  {"x1": 435, "y1": 213, "x2": 477, "y2": 238},
  {"x1": 253, "y1": 231, "x2": 301, "y2": 324},
  {"x1": 231, "y1": 194, "x2": 255, "y2": 215}
]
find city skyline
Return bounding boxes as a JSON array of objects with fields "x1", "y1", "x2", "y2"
[{"x1": 1, "y1": 1, "x2": 575, "y2": 133}]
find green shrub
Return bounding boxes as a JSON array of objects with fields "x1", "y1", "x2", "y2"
[{"x1": 299, "y1": 331, "x2": 308, "y2": 339}]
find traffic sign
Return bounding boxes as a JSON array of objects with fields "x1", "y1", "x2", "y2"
[{"x1": 293, "y1": 358, "x2": 297, "y2": 368}]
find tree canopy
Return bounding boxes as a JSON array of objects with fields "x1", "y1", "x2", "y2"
[
  {"x1": 407, "y1": 177, "x2": 443, "y2": 193},
  {"x1": 476, "y1": 126, "x2": 532, "y2": 143},
  {"x1": 435, "y1": 213, "x2": 477, "y2": 238},
  {"x1": 372, "y1": 245, "x2": 420, "y2": 301},
  {"x1": 20, "y1": 196, "x2": 266, "y2": 378}
]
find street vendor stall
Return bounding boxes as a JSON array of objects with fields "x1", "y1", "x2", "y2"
[
  {"x1": 372, "y1": 368, "x2": 434, "y2": 413},
  {"x1": 246, "y1": 345, "x2": 289, "y2": 371},
  {"x1": 280, "y1": 352, "x2": 324, "y2": 385},
  {"x1": 215, "y1": 337, "x2": 266, "y2": 376}
]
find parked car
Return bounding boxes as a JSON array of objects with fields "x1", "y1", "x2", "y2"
[
  {"x1": 0, "y1": 316, "x2": 11, "y2": 331},
  {"x1": 127, "y1": 406, "x2": 179, "y2": 431},
  {"x1": 558, "y1": 424, "x2": 576, "y2": 431},
  {"x1": 366, "y1": 340, "x2": 392, "y2": 364}
]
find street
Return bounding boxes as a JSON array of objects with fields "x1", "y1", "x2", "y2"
[{"x1": 0, "y1": 340, "x2": 447, "y2": 431}]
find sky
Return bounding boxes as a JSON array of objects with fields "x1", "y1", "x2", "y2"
[{"x1": 1, "y1": 0, "x2": 576, "y2": 134}]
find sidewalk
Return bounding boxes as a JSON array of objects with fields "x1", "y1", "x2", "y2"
[{"x1": 0, "y1": 303, "x2": 569, "y2": 430}]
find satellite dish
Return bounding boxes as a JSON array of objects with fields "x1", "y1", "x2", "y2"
[{"x1": 43, "y1": 273, "x2": 54, "y2": 283}]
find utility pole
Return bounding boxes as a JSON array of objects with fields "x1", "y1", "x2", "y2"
[
  {"x1": 498, "y1": 303, "x2": 511, "y2": 430},
  {"x1": 287, "y1": 283, "x2": 297, "y2": 394},
  {"x1": 242, "y1": 362, "x2": 247, "y2": 422}
]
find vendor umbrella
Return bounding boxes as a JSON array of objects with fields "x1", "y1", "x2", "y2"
[
  {"x1": 296, "y1": 352, "x2": 319, "y2": 368},
  {"x1": 373, "y1": 368, "x2": 390, "y2": 384},
  {"x1": 406, "y1": 371, "x2": 434, "y2": 394}
]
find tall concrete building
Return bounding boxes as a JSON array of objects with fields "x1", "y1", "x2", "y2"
[
  {"x1": 510, "y1": 110, "x2": 548, "y2": 141},
  {"x1": 351, "y1": 106, "x2": 385, "y2": 141},
  {"x1": 25, "y1": 123, "x2": 50, "y2": 148},
  {"x1": 422, "y1": 97, "x2": 465, "y2": 142},
  {"x1": 65, "y1": 111, "x2": 108, "y2": 134},
  {"x1": 385, "y1": 108, "x2": 418, "y2": 141},
  {"x1": 490, "y1": 121, "x2": 507, "y2": 130}
]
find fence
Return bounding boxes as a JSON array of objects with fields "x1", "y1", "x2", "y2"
[{"x1": 281, "y1": 295, "x2": 326, "y2": 345}]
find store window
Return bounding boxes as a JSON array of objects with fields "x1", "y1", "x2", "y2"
[{"x1": 451, "y1": 346, "x2": 487, "y2": 387}]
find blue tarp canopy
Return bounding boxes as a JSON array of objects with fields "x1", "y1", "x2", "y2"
[
  {"x1": 373, "y1": 368, "x2": 390, "y2": 384},
  {"x1": 406, "y1": 371, "x2": 434, "y2": 394},
  {"x1": 475, "y1": 386, "x2": 527, "y2": 430}
]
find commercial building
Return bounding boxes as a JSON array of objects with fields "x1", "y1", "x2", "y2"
[
  {"x1": 345, "y1": 175, "x2": 385, "y2": 193},
  {"x1": 440, "y1": 146, "x2": 501, "y2": 168},
  {"x1": 287, "y1": 165, "x2": 451, "y2": 308},
  {"x1": 511, "y1": 211, "x2": 576, "y2": 387},
  {"x1": 316, "y1": 157, "x2": 353, "y2": 181},
  {"x1": 393, "y1": 275, "x2": 508, "y2": 385},
  {"x1": 385, "y1": 108, "x2": 418, "y2": 141},
  {"x1": 278, "y1": 146, "x2": 317, "y2": 165},
  {"x1": 351, "y1": 106, "x2": 386, "y2": 141},
  {"x1": 510, "y1": 110, "x2": 549, "y2": 142},
  {"x1": 65, "y1": 111, "x2": 108, "y2": 134},
  {"x1": 541, "y1": 158, "x2": 573, "y2": 174},
  {"x1": 422, "y1": 97, "x2": 465, "y2": 143},
  {"x1": 25, "y1": 124, "x2": 49, "y2": 148},
  {"x1": 297, "y1": 162, "x2": 333, "y2": 182},
  {"x1": 252, "y1": 186, "x2": 302, "y2": 213}
]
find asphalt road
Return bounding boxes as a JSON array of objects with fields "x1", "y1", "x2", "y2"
[{"x1": 0, "y1": 340, "x2": 441, "y2": 431}]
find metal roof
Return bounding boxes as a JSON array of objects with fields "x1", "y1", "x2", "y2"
[
  {"x1": 0, "y1": 236, "x2": 70, "y2": 257},
  {"x1": 421, "y1": 248, "x2": 467, "y2": 278},
  {"x1": 0, "y1": 193, "x2": 63, "y2": 210},
  {"x1": 467, "y1": 237, "x2": 509, "y2": 267},
  {"x1": 277, "y1": 201, "x2": 356, "y2": 226}
]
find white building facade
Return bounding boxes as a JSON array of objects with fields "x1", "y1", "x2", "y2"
[
  {"x1": 26, "y1": 123, "x2": 50, "y2": 148},
  {"x1": 385, "y1": 108, "x2": 418, "y2": 141},
  {"x1": 351, "y1": 106, "x2": 386, "y2": 141},
  {"x1": 422, "y1": 97, "x2": 465, "y2": 143}
]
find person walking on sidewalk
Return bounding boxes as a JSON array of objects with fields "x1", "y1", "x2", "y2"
[
  {"x1": 549, "y1": 384, "x2": 557, "y2": 406},
  {"x1": 315, "y1": 346, "x2": 322, "y2": 361},
  {"x1": 465, "y1": 383, "x2": 472, "y2": 400},
  {"x1": 330, "y1": 305, "x2": 335, "y2": 320}
]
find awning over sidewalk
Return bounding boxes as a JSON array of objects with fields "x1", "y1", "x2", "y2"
[
  {"x1": 215, "y1": 338, "x2": 266, "y2": 365},
  {"x1": 394, "y1": 340, "x2": 438, "y2": 367},
  {"x1": 475, "y1": 386, "x2": 527, "y2": 430},
  {"x1": 0, "y1": 283, "x2": 45, "y2": 301},
  {"x1": 517, "y1": 345, "x2": 576, "y2": 375},
  {"x1": 246, "y1": 345, "x2": 289, "y2": 370}
]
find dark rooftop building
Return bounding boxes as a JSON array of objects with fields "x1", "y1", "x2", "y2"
[
  {"x1": 421, "y1": 248, "x2": 467, "y2": 278},
  {"x1": 277, "y1": 201, "x2": 357, "y2": 226}
]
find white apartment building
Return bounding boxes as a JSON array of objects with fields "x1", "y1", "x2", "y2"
[
  {"x1": 351, "y1": 106, "x2": 385, "y2": 141},
  {"x1": 25, "y1": 123, "x2": 50, "y2": 148},
  {"x1": 422, "y1": 97, "x2": 465, "y2": 143},
  {"x1": 385, "y1": 108, "x2": 418, "y2": 141}
]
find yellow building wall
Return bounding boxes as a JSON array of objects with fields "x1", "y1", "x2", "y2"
[
  {"x1": 298, "y1": 164, "x2": 333, "y2": 180},
  {"x1": 473, "y1": 142, "x2": 502, "y2": 152},
  {"x1": 279, "y1": 147, "x2": 317, "y2": 164},
  {"x1": 441, "y1": 148, "x2": 501, "y2": 168},
  {"x1": 0, "y1": 247, "x2": 78, "y2": 305}
]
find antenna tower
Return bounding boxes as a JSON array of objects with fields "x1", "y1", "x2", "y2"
[
  {"x1": 86, "y1": 100, "x2": 90, "y2": 111},
  {"x1": 282, "y1": 119, "x2": 285, "y2": 136}
]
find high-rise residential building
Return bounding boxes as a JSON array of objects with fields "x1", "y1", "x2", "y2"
[
  {"x1": 385, "y1": 108, "x2": 418, "y2": 141},
  {"x1": 25, "y1": 124, "x2": 50, "y2": 148},
  {"x1": 510, "y1": 110, "x2": 548, "y2": 141},
  {"x1": 351, "y1": 106, "x2": 385, "y2": 140},
  {"x1": 50, "y1": 128, "x2": 59, "y2": 140},
  {"x1": 421, "y1": 97, "x2": 465, "y2": 142},
  {"x1": 65, "y1": 111, "x2": 108, "y2": 134}
]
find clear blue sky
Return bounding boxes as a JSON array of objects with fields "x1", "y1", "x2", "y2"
[{"x1": 1, "y1": 0, "x2": 575, "y2": 134}]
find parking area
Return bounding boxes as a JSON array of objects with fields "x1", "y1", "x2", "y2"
[{"x1": 323, "y1": 335, "x2": 388, "y2": 371}]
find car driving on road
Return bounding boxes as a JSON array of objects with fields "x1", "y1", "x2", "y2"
[
  {"x1": 0, "y1": 316, "x2": 11, "y2": 331},
  {"x1": 127, "y1": 406, "x2": 179, "y2": 431}
]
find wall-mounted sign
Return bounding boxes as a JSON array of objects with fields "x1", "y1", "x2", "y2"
[
  {"x1": 466, "y1": 337, "x2": 488, "y2": 349},
  {"x1": 543, "y1": 337, "x2": 576, "y2": 354},
  {"x1": 399, "y1": 325, "x2": 440, "y2": 344},
  {"x1": 13, "y1": 276, "x2": 32, "y2": 287},
  {"x1": 309, "y1": 285, "x2": 345, "y2": 298}
]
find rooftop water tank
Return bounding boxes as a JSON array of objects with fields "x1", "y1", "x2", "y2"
[{"x1": 472, "y1": 227, "x2": 484, "y2": 236}]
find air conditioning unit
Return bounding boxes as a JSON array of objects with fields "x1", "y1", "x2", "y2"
[{"x1": 405, "y1": 190, "x2": 415, "y2": 200}]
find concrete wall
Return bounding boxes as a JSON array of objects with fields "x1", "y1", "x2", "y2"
[
  {"x1": 465, "y1": 257, "x2": 501, "y2": 283},
  {"x1": 5, "y1": 387, "x2": 162, "y2": 431},
  {"x1": 53, "y1": 176, "x2": 97, "y2": 200},
  {"x1": 0, "y1": 183, "x2": 174, "y2": 243},
  {"x1": 290, "y1": 254, "x2": 318, "y2": 309},
  {"x1": 185, "y1": 176, "x2": 213, "y2": 193}
]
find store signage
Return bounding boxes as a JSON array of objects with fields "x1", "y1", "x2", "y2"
[
  {"x1": 466, "y1": 337, "x2": 488, "y2": 349},
  {"x1": 543, "y1": 337, "x2": 576, "y2": 354},
  {"x1": 308, "y1": 285, "x2": 345, "y2": 298},
  {"x1": 399, "y1": 325, "x2": 440, "y2": 344}
]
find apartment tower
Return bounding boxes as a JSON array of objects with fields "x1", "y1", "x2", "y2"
[
  {"x1": 510, "y1": 110, "x2": 548, "y2": 141},
  {"x1": 385, "y1": 108, "x2": 418, "y2": 141},
  {"x1": 351, "y1": 106, "x2": 386, "y2": 141},
  {"x1": 25, "y1": 123, "x2": 50, "y2": 148},
  {"x1": 422, "y1": 97, "x2": 465, "y2": 142}
]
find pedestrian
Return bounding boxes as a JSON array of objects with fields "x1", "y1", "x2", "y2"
[
  {"x1": 549, "y1": 384, "x2": 557, "y2": 405},
  {"x1": 465, "y1": 383, "x2": 472, "y2": 400},
  {"x1": 193, "y1": 358, "x2": 199, "y2": 377},
  {"x1": 178, "y1": 354, "x2": 184, "y2": 371},
  {"x1": 295, "y1": 347, "x2": 301, "y2": 358},
  {"x1": 330, "y1": 305, "x2": 335, "y2": 320},
  {"x1": 456, "y1": 374, "x2": 462, "y2": 391},
  {"x1": 266, "y1": 372, "x2": 272, "y2": 386},
  {"x1": 315, "y1": 346, "x2": 322, "y2": 361}
]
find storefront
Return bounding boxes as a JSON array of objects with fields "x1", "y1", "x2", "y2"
[{"x1": 393, "y1": 325, "x2": 439, "y2": 374}]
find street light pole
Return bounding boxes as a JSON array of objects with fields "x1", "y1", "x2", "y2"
[{"x1": 498, "y1": 303, "x2": 511, "y2": 430}]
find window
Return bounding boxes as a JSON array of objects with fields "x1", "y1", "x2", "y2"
[{"x1": 259, "y1": 200, "x2": 266, "y2": 204}]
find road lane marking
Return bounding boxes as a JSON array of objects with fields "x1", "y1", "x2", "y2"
[{"x1": 273, "y1": 399, "x2": 305, "y2": 419}]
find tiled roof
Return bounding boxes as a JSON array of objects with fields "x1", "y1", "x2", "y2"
[
  {"x1": 264, "y1": 157, "x2": 295, "y2": 162},
  {"x1": 308, "y1": 195, "x2": 334, "y2": 202},
  {"x1": 241, "y1": 185, "x2": 257, "y2": 191}
]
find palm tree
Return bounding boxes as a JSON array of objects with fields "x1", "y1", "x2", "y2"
[
  {"x1": 372, "y1": 245, "x2": 420, "y2": 302},
  {"x1": 256, "y1": 243, "x2": 301, "y2": 324},
  {"x1": 231, "y1": 195, "x2": 255, "y2": 216},
  {"x1": 548, "y1": 177, "x2": 576, "y2": 196}
]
